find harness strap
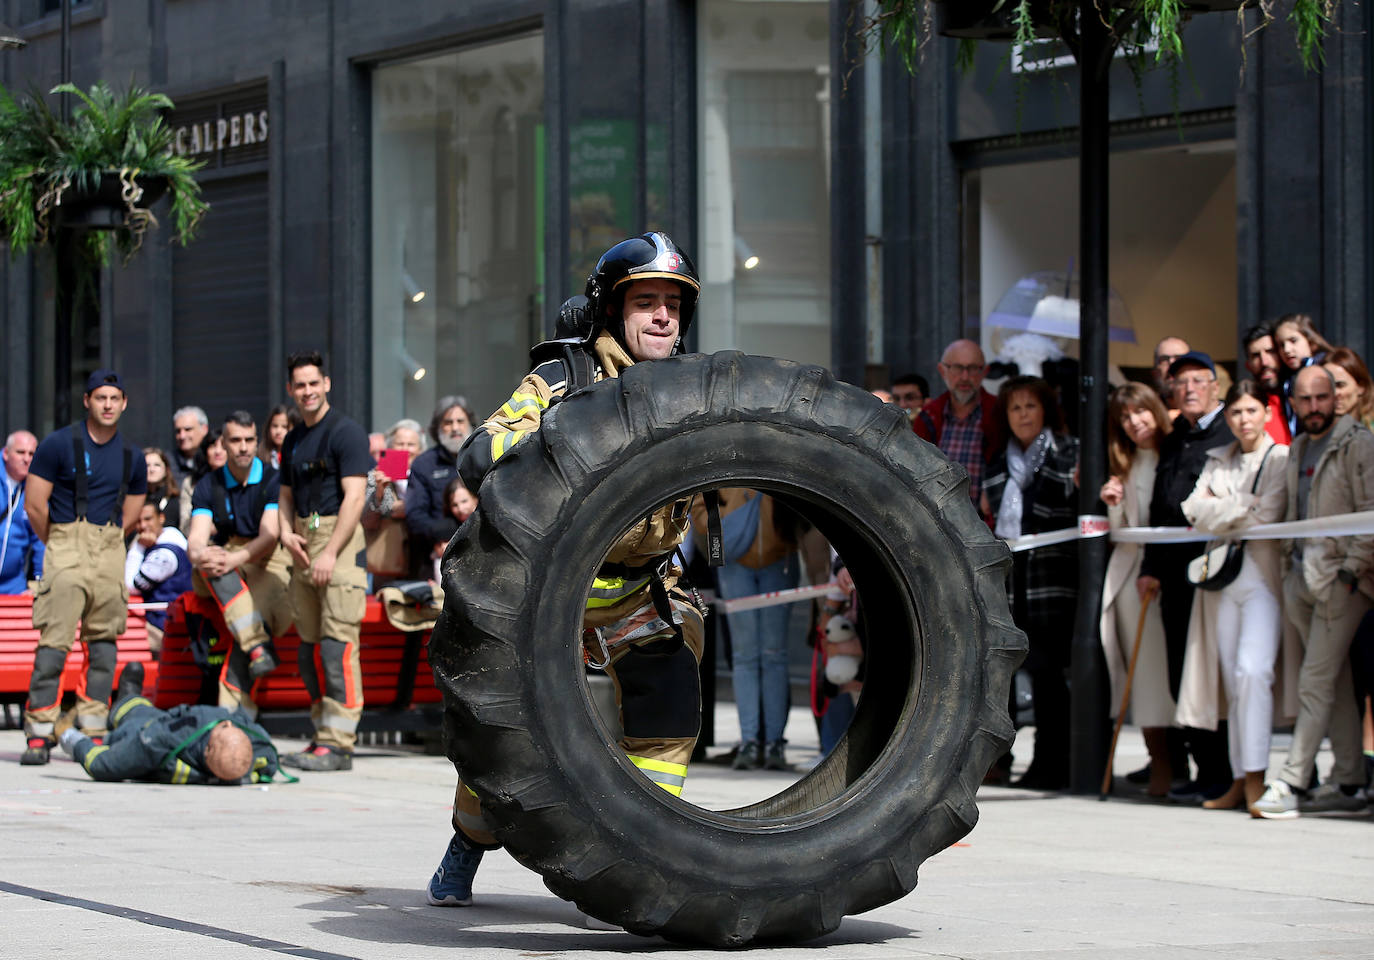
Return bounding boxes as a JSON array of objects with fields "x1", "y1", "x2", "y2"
[
  {"x1": 703, "y1": 490, "x2": 724, "y2": 567},
  {"x1": 68, "y1": 424, "x2": 131, "y2": 526}
]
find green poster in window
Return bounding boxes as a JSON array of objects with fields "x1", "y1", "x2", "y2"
[{"x1": 569, "y1": 119, "x2": 636, "y2": 293}]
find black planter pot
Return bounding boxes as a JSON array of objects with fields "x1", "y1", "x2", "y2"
[
  {"x1": 933, "y1": 0, "x2": 1059, "y2": 41},
  {"x1": 56, "y1": 171, "x2": 169, "y2": 230}
]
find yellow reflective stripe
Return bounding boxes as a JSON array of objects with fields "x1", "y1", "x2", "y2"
[
  {"x1": 499, "y1": 393, "x2": 547, "y2": 419},
  {"x1": 81, "y1": 744, "x2": 109, "y2": 773},
  {"x1": 490, "y1": 430, "x2": 528, "y2": 463},
  {"x1": 112, "y1": 696, "x2": 152, "y2": 726},
  {"x1": 464, "y1": 783, "x2": 480, "y2": 798},
  {"x1": 585, "y1": 576, "x2": 650, "y2": 609},
  {"x1": 628, "y1": 755, "x2": 688, "y2": 796},
  {"x1": 173, "y1": 759, "x2": 192, "y2": 784}
]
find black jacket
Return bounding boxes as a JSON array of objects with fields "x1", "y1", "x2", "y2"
[
  {"x1": 1141, "y1": 406, "x2": 1232, "y2": 581},
  {"x1": 74, "y1": 700, "x2": 279, "y2": 784},
  {"x1": 404, "y1": 444, "x2": 461, "y2": 548}
]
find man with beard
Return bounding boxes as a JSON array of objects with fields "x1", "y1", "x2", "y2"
[
  {"x1": 1243, "y1": 324, "x2": 1292, "y2": 445},
  {"x1": 914, "y1": 339, "x2": 1003, "y2": 517},
  {"x1": 1253, "y1": 365, "x2": 1374, "y2": 818},
  {"x1": 405, "y1": 397, "x2": 474, "y2": 563}
]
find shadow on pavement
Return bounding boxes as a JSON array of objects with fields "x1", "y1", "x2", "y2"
[{"x1": 297, "y1": 886, "x2": 918, "y2": 950}]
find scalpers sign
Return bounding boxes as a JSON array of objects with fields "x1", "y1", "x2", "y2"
[{"x1": 173, "y1": 110, "x2": 269, "y2": 157}]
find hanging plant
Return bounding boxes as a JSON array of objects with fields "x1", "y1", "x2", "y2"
[
  {"x1": 857, "y1": 1, "x2": 1340, "y2": 74},
  {"x1": 0, "y1": 79, "x2": 208, "y2": 266}
]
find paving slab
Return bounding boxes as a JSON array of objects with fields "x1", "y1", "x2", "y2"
[{"x1": 2, "y1": 707, "x2": 1370, "y2": 958}]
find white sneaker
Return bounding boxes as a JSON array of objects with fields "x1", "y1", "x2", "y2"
[
  {"x1": 1300, "y1": 782, "x2": 1367, "y2": 813},
  {"x1": 1252, "y1": 780, "x2": 1299, "y2": 820}
]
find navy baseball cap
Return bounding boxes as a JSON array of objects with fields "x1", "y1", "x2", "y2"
[
  {"x1": 1167, "y1": 351, "x2": 1216, "y2": 378},
  {"x1": 84, "y1": 369, "x2": 126, "y2": 394}
]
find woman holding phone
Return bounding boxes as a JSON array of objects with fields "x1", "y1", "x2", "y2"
[{"x1": 363, "y1": 419, "x2": 424, "y2": 582}]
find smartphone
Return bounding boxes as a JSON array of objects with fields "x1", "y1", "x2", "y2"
[{"x1": 377, "y1": 449, "x2": 410, "y2": 482}]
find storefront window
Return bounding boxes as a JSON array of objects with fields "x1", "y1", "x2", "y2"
[
  {"x1": 697, "y1": 0, "x2": 831, "y2": 367},
  {"x1": 371, "y1": 33, "x2": 544, "y2": 431}
]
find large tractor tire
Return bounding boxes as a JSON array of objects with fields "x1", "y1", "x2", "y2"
[{"x1": 430, "y1": 352, "x2": 1025, "y2": 946}]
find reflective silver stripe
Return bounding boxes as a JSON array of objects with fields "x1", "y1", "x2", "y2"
[
  {"x1": 637, "y1": 767, "x2": 687, "y2": 790},
  {"x1": 319, "y1": 707, "x2": 359, "y2": 734},
  {"x1": 227, "y1": 611, "x2": 264, "y2": 637},
  {"x1": 28, "y1": 721, "x2": 55, "y2": 737},
  {"x1": 73, "y1": 715, "x2": 104, "y2": 732},
  {"x1": 455, "y1": 806, "x2": 493, "y2": 836}
]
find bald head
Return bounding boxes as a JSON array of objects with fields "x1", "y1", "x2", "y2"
[
  {"x1": 204, "y1": 721, "x2": 254, "y2": 782},
  {"x1": 937, "y1": 339, "x2": 987, "y2": 407},
  {"x1": 1292, "y1": 364, "x2": 1337, "y2": 438},
  {"x1": 3, "y1": 430, "x2": 37, "y2": 484}
]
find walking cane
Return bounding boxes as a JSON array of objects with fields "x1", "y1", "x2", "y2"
[{"x1": 1099, "y1": 584, "x2": 1157, "y2": 800}]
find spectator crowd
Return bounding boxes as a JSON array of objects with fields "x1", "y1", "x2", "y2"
[{"x1": 9, "y1": 316, "x2": 1374, "y2": 821}]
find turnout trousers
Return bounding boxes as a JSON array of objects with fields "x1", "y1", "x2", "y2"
[
  {"x1": 454, "y1": 585, "x2": 704, "y2": 847},
  {"x1": 289, "y1": 514, "x2": 366, "y2": 751},
  {"x1": 24, "y1": 522, "x2": 128, "y2": 741},
  {"x1": 195, "y1": 540, "x2": 294, "y2": 717}
]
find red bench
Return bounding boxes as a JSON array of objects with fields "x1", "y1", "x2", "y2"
[
  {"x1": 0, "y1": 593, "x2": 159, "y2": 725},
  {"x1": 153, "y1": 592, "x2": 443, "y2": 717}
]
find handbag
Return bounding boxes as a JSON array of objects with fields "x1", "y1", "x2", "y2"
[
  {"x1": 365, "y1": 516, "x2": 409, "y2": 579},
  {"x1": 717, "y1": 492, "x2": 762, "y2": 564},
  {"x1": 1186, "y1": 444, "x2": 1275, "y2": 592}
]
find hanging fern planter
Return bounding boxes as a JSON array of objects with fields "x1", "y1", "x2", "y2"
[
  {"x1": 55, "y1": 169, "x2": 170, "y2": 231},
  {"x1": 0, "y1": 80, "x2": 207, "y2": 265},
  {"x1": 932, "y1": 0, "x2": 1058, "y2": 41}
]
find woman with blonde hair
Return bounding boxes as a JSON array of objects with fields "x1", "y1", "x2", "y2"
[{"x1": 1099, "y1": 382, "x2": 1176, "y2": 796}]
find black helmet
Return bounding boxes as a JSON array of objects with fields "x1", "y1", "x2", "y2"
[{"x1": 584, "y1": 232, "x2": 700, "y2": 346}]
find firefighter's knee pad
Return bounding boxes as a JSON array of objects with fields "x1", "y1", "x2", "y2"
[
  {"x1": 612, "y1": 640, "x2": 701, "y2": 739},
  {"x1": 84, "y1": 641, "x2": 118, "y2": 698},
  {"x1": 296, "y1": 642, "x2": 320, "y2": 698},
  {"x1": 319, "y1": 636, "x2": 349, "y2": 699},
  {"x1": 28, "y1": 646, "x2": 69, "y2": 707}
]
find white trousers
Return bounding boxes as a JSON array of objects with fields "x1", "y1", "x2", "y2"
[{"x1": 1213, "y1": 553, "x2": 1281, "y2": 777}]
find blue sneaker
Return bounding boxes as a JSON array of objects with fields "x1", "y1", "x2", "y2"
[{"x1": 426, "y1": 833, "x2": 484, "y2": 906}]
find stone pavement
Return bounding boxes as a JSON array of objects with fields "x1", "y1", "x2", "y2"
[{"x1": 2, "y1": 705, "x2": 1371, "y2": 959}]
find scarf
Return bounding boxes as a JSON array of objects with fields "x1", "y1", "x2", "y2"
[{"x1": 995, "y1": 428, "x2": 1054, "y2": 541}]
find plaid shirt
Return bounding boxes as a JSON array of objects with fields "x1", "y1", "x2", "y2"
[{"x1": 938, "y1": 404, "x2": 986, "y2": 505}]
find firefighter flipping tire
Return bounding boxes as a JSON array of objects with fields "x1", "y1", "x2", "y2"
[{"x1": 430, "y1": 352, "x2": 1026, "y2": 946}]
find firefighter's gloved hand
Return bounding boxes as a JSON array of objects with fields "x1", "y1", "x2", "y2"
[{"x1": 59, "y1": 727, "x2": 89, "y2": 757}]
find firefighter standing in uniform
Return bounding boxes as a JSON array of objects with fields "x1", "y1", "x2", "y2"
[
  {"x1": 276, "y1": 351, "x2": 372, "y2": 771},
  {"x1": 427, "y1": 232, "x2": 707, "y2": 908},
  {"x1": 187, "y1": 410, "x2": 294, "y2": 718},
  {"x1": 20, "y1": 370, "x2": 147, "y2": 765}
]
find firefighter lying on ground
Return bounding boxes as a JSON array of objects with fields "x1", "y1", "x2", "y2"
[
  {"x1": 58, "y1": 663, "x2": 282, "y2": 784},
  {"x1": 425, "y1": 232, "x2": 708, "y2": 910}
]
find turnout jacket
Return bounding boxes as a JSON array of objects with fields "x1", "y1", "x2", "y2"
[
  {"x1": 73, "y1": 699, "x2": 279, "y2": 784},
  {"x1": 459, "y1": 332, "x2": 691, "y2": 576}
]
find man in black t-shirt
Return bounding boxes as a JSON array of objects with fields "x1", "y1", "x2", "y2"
[
  {"x1": 188, "y1": 411, "x2": 293, "y2": 717},
  {"x1": 20, "y1": 369, "x2": 148, "y2": 765},
  {"x1": 277, "y1": 351, "x2": 372, "y2": 771}
]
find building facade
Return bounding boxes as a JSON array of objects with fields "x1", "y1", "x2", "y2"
[{"x1": 0, "y1": 0, "x2": 1368, "y2": 446}]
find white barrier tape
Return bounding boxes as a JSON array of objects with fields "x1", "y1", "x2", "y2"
[
  {"x1": 719, "y1": 582, "x2": 833, "y2": 615},
  {"x1": 127, "y1": 602, "x2": 169, "y2": 612},
  {"x1": 1006, "y1": 510, "x2": 1374, "y2": 551}
]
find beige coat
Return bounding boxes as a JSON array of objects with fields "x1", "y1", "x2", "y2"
[
  {"x1": 1175, "y1": 436, "x2": 1300, "y2": 730},
  {"x1": 1284, "y1": 414, "x2": 1374, "y2": 598},
  {"x1": 1100, "y1": 450, "x2": 1174, "y2": 724}
]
